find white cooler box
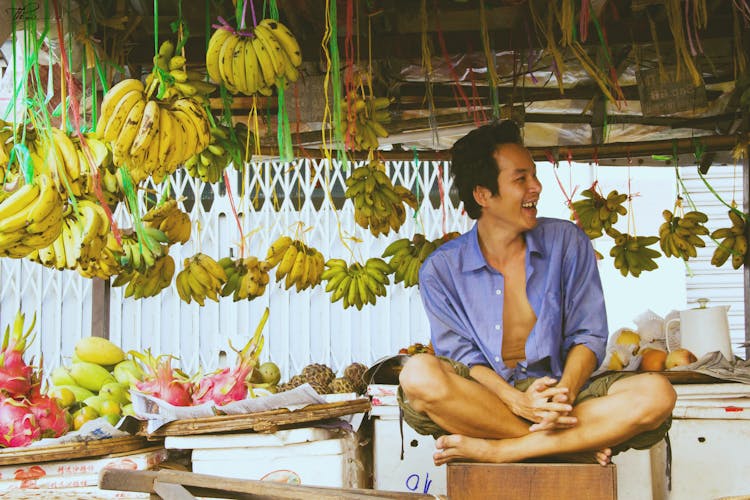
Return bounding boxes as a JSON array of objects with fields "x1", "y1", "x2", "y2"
[
  {"x1": 165, "y1": 428, "x2": 366, "y2": 489},
  {"x1": 650, "y1": 383, "x2": 750, "y2": 500},
  {"x1": 370, "y1": 385, "x2": 447, "y2": 496}
]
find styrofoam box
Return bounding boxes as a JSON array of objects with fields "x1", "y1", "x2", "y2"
[
  {"x1": 372, "y1": 405, "x2": 446, "y2": 496},
  {"x1": 165, "y1": 428, "x2": 365, "y2": 489},
  {"x1": 650, "y1": 418, "x2": 750, "y2": 500}
]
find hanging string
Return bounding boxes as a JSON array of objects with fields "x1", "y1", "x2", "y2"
[
  {"x1": 579, "y1": 0, "x2": 591, "y2": 42},
  {"x1": 664, "y1": 0, "x2": 703, "y2": 86},
  {"x1": 421, "y1": 0, "x2": 439, "y2": 145},
  {"x1": 223, "y1": 170, "x2": 246, "y2": 259},
  {"x1": 546, "y1": 150, "x2": 580, "y2": 226},
  {"x1": 479, "y1": 0, "x2": 500, "y2": 120},
  {"x1": 433, "y1": 0, "x2": 475, "y2": 125}
]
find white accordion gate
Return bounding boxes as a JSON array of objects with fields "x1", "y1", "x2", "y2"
[{"x1": 0, "y1": 159, "x2": 470, "y2": 379}]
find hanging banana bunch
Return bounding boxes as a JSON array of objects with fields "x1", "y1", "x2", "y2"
[
  {"x1": 264, "y1": 236, "x2": 326, "y2": 291},
  {"x1": 322, "y1": 258, "x2": 391, "y2": 310},
  {"x1": 570, "y1": 188, "x2": 628, "y2": 239},
  {"x1": 659, "y1": 209, "x2": 709, "y2": 260},
  {"x1": 174, "y1": 253, "x2": 228, "y2": 306},
  {"x1": 96, "y1": 78, "x2": 211, "y2": 185},
  {"x1": 381, "y1": 232, "x2": 461, "y2": 287},
  {"x1": 345, "y1": 161, "x2": 418, "y2": 237},
  {"x1": 607, "y1": 228, "x2": 661, "y2": 277},
  {"x1": 184, "y1": 122, "x2": 251, "y2": 183},
  {"x1": 206, "y1": 19, "x2": 302, "y2": 95},
  {"x1": 141, "y1": 200, "x2": 192, "y2": 245},
  {"x1": 710, "y1": 210, "x2": 747, "y2": 269},
  {"x1": 76, "y1": 234, "x2": 124, "y2": 280},
  {"x1": 146, "y1": 40, "x2": 217, "y2": 104},
  {"x1": 0, "y1": 175, "x2": 64, "y2": 259},
  {"x1": 219, "y1": 256, "x2": 271, "y2": 301},
  {"x1": 111, "y1": 254, "x2": 175, "y2": 299},
  {"x1": 341, "y1": 92, "x2": 392, "y2": 151}
]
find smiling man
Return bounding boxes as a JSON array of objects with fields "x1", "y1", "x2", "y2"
[{"x1": 397, "y1": 120, "x2": 676, "y2": 466}]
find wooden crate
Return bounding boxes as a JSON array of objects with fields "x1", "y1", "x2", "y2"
[{"x1": 447, "y1": 462, "x2": 617, "y2": 500}]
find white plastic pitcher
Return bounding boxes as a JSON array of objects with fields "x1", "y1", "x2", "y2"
[{"x1": 665, "y1": 298, "x2": 732, "y2": 361}]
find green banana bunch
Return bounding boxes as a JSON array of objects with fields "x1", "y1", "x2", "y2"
[
  {"x1": 219, "y1": 256, "x2": 271, "y2": 301},
  {"x1": 607, "y1": 228, "x2": 661, "y2": 277},
  {"x1": 659, "y1": 209, "x2": 709, "y2": 260},
  {"x1": 111, "y1": 254, "x2": 175, "y2": 299},
  {"x1": 146, "y1": 40, "x2": 217, "y2": 103},
  {"x1": 710, "y1": 209, "x2": 747, "y2": 269},
  {"x1": 322, "y1": 257, "x2": 390, "y2": 310},
  {"x1": 341, "y1": 92, "x2": 393, "y2": 151},
  {"x1": 345, "y1": 161, "x2": 418, "y2": 237},
  {"x1": 184, "y1": 122, "x2": 251, "y2": 182},
  {"x1": 381, "y1": 232, "x2": 461, "y2": 288},
  {"x1": 570, "y1": 188, "x2": 628, "y2": 239},
  {"x1": 175, "y1": 253, "x2": 228, "y2": 306},
  {"x1": 141, "y1": 199, "x2": 192, "y2": 245},
  {"x1": 113, "y1": 228, "x2": 171, "y2": 273}
]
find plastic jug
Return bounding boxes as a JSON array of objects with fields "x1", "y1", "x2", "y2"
[{"x1": 665, "y1": 298, "x2": 732, "y2": 361}]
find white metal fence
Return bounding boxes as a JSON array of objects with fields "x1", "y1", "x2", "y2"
[{"x1": 0, "y1": 159, "x2": 470, "y2": 379}]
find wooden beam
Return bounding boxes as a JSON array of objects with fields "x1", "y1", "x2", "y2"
[
  {"x1": 99, "y1": 469, "x2": 447, "y2": 499},
  {"x1": 90, "y1": 278, "x2": 110, "y2": 339},
  {"x1": 257, "y1": 133, "x2": 743, "y2": 162}
]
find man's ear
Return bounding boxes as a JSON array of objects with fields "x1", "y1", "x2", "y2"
[{"x1": 473, "y1": 185, "x2": 489, "y2": 207}]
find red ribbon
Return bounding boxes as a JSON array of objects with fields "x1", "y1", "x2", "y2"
[{"x1": 51, "y1": 0, "x2": 120, "y2": 243}]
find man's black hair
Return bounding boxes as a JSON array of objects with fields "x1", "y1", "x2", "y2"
[{"x1": 449, "y1": 120, "x2": 523, "y2": 219}]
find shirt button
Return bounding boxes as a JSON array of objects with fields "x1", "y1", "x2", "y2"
[
  {"x1": 496, "y1": 289, "x2": 502, "y2": 295},
  {"x1": 495, "y1": 324, "x2": 500, "y2": 330},
  {"x1": 494, "y1": 356, "x2": 501, "y2": 362}
]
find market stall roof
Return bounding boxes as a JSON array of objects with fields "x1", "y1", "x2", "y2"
[{"x1": 1, "y1": 0, "x2": 748, "y2": 161}]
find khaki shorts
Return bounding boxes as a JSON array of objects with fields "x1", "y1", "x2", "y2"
[{"x1": 397, "y1": 358, "x2": 671, "y2": 455}]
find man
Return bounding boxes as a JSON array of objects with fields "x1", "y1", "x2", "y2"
[{"x1": 398, "y1": 120, "x2": 676, "y2": 466}]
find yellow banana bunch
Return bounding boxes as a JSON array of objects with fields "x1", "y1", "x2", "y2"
[
  {"x1": 659, "y1": 209, "x2": 709, "y2": 260},
  {"x1": 0, "y1": 174, "x2": 64, "y2": 258},
  {"x1": 146, "y1": 40, "x2": 217, "y2": 104},
  {"x1": 219, "y1": 255, "x2": 271, "y2": 301},
  {"x1": 205, "y1": 18, "x2": 302, "y2": 96},
  {"x1": 264, "y1": 236, "x2": 326, "y2": 291},
  {"x1": 710, "y1": 210, "x2": 747, "y2": 269},
  {"x1": 175, "y1": 253, "x2": 228, "y2": 306},
  {"x1": 570, "y1": 188, "x2": 628, "y2": 239},
  {"x1": 76, "y1": 234, "x2": 123, "y2": 279},
  {"x1": 111, "y1": 254, "x2": 175, "y2": 299},
  {"x1": 96, "y1": 78, "x2": 210, "y2": 184},
  {"x1": 322, "y1": 258, "x2": 390, "y2": 310},
  {"x1": 345, "y1": 161, "x2": 418, "y2": 237},
  {"x1": 141, "y1": 199, "x2": 192, "y2": 245},
  {"x1": 341, "y1": 93, "x2": 392, "y2": 151},
  {"x1": 607, "y1": 228, "x2": 661, "y2": 277}
]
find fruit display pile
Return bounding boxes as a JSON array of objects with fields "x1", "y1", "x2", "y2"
[{"x1": 604, "y1": 328, "x2": 698, "y2": 372}]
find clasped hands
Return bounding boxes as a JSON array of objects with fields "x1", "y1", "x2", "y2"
[{"x1": 510, "y1": 376, "x2": 578, "y2": 432}]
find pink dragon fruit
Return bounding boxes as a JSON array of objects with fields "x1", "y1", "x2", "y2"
[
  {"x1": 192, "y1": 307, "x2": 269, "y2": 406},
  {"x1": 0, "y1": 312, "x2": 36, "y2": 398},
  {"x1": 28, "y1": 366, "x2": 69, "y2": 439},
  {"x1": 131, "y1": 350, "x2": 192, "y2": 406},
  {"x1": 0, "y1": 397, "x2": 41, "y2": 448}
]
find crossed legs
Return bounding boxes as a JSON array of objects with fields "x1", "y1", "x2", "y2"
[{"x1": 399, "y1": 354, "x2": 676, "y2": 465}]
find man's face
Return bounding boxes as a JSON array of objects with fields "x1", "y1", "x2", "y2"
[{"x1": 475, "y1": 143, "x2": 542, "y2": 232}]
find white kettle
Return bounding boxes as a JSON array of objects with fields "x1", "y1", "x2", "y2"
[{"x1": 666, "y1": 298, "x2": 732, "y2": 361}]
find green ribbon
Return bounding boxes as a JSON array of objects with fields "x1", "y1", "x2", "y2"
[{"x1": 329, "y1": 0, "x2": 348, "y2": 167}]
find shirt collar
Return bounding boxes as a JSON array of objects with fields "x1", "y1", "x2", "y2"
[{"x1": 461, "y1": 221, "x2": 545, "y2": 273}]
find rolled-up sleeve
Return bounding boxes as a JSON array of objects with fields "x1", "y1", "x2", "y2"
[
  {"x1": 560, "y1": 226, "x2": 608, "y2": 366},
  {"x1": 419, "y1": 261, "x2": 488, "y2": 368}
]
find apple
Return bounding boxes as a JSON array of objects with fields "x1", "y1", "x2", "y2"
[
  {"x1": 639, "y1": 348, "x2": 667, "y2": 371},
  {"x1": 665, "y1": 348, "x2": 698, "y2": 369}
]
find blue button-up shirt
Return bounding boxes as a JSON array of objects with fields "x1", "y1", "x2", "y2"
[{"x1": 419, "y1": 218, "x2": 608, "y2": 383}]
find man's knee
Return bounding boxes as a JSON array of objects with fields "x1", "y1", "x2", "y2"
[
  {"x1": 631, "y1": 374, "x2": 676, "y2": 428},
  {"x1": 399, "y1": 354, "x2": 452, "y2": 404}
]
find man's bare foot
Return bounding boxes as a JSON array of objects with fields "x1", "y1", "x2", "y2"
[{"x1": 433, "y1": 435, "x2": 613, "y2": 467}]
